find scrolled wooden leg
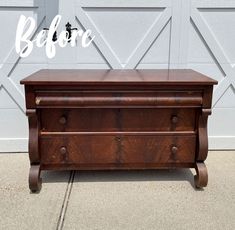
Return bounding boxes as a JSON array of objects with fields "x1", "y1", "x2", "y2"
[
  {"x1": 194, "y1": 162, "x2": 208, "y2": 188},
  {"x1": 29, "y1": 165, "x2": 42, "y2": 193}
]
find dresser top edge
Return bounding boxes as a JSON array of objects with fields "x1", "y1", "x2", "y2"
[{"x1": 20, "y1": 69, "x2": 218, "y2": 86}]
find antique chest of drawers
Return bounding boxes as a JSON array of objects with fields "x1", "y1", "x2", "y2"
[{"x1": 20, "y1": 69, "x2": 217, "y2": 192}]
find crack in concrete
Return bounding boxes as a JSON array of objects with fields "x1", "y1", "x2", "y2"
[{"x1": 56, "y1": 170, "x2": 75, "y2": 230}]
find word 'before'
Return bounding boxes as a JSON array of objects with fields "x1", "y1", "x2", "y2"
[{"x1": 15, "y1": 15, "x2": 95, "y2": 58}]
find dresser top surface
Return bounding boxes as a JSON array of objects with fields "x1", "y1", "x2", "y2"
[{"x1": 20, "y1": 69, "x2": 217, "y2": 86}]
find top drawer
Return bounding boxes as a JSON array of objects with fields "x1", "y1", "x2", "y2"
[{"x1": 34, "y1": 91, "x2": 203, "y2": 108}]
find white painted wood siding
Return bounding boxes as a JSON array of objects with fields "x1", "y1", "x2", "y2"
[{"x1": 0, "y1": 0, "x2": 234, "y2": 151}]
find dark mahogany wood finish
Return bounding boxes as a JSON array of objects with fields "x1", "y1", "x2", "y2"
[{"x1": 21, "y1": 69, "x2": 217, "y2": 192}]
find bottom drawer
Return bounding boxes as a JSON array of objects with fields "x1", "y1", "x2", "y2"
[{"x1": 40, "y1": 135, "x2": 196, "y2": 166}]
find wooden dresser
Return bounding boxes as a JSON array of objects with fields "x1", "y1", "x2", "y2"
[{"x1": 20, "y1": 69, "x2": 217, "y2": 192}]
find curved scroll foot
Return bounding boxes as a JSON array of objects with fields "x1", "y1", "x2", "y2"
[
  {"x1": 194, "y1": 162, "x2": 208, "y2": 188},
  {"x1": 29, "y1": 165, "x2": 42, "y2": 193}
]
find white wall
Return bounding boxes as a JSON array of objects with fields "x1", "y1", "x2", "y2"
[{"x1": 0, "y1": 0, "x2": 234, "y2": 151}]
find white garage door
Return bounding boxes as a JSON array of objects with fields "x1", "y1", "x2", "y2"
[{"x1": 0, "y1": 0, "x2": 234, "y2": 152}]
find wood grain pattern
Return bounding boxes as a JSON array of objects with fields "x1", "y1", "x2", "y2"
[
  {"x1": 34, "y1": 91, "x2": 203, "y2": 107},
  {"x1": 20, "y1": 69, "x2": 217, "y2": 192},
  {"x1": 29, "y1": 165, "x2": 42, "y2": 192},
  {"x1": 197, "y1": 109, "x2": 211, "y2": 161},
  {"x1": 194, "y1": 162, "x2": 208, "y2": 188},
  {"x1": 20, "y1": 69, "x2": 218, "y2": 85},
  {"x1": 26, "y1": 109, "x2": 39, "y2": 163},
  {"x1": 40, "y1": 108, "x2": 197, "y2": 132},
  {"x1": 40, "y1": 135, "x2": 196, "y2": 166}
]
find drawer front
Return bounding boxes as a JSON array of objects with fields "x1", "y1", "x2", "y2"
[
  {"x1": 121, "y1": 135, "x2": 195, "y2": 164},
  {"x1": 40, "y1": 108, "x2": 197, "y2": 132},
  {"x1": 35, "y1": 91, "x2": 202, "y2": 107},
  {"x1": 40, "y1": 135, "x2": 196, "y2": 165}
]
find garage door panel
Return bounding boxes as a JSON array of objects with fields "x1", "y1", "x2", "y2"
[
  {"x1": 189, "y1": 1, "x2": 235, "y2": 149},
  {"x1": 0, "y1": 109, "x2": 28, "y2": 138},
  {"x1": 0, "y1": 0, "x2": 234, "y2": 151},
  {"x1": 209, "y1": 108, "x2": 235, "y2": 137},
  {"x1": 139, "y1": 19, "x2": 170, "y2": 65},
  {"x1": 9, "y1": 63, "x2": 47, "y2": 96},
  {"x1": 199, "y1": 8, "x2": 235, "y2": 64}
]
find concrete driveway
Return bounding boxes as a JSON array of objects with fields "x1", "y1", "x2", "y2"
[{"x1": 0, "y1": 151, "x2": 235, "y2": 230}]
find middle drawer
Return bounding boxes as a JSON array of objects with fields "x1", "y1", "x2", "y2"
[{"x1": 40, "y1": 108, "x2": 197, "y2": 132}]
